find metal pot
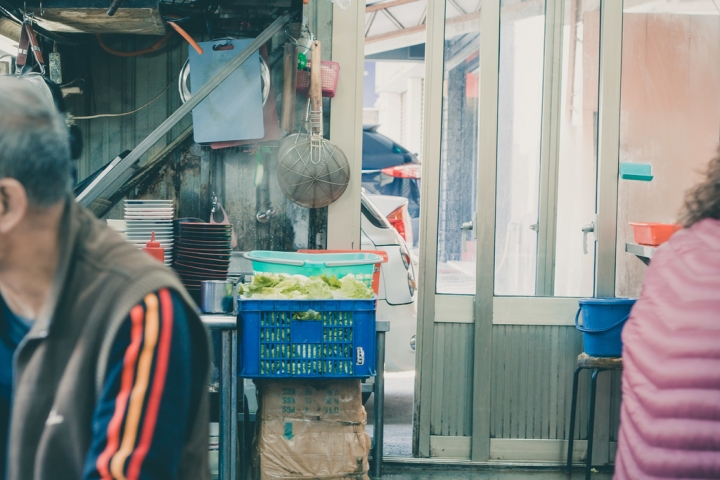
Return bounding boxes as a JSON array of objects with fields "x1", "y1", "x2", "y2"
[{"x1": 200, "y1": 280, "x2": 235, "y2": 314}]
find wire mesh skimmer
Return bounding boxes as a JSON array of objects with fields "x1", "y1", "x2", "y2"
[{"x1": 277, "y1": 40, "x2": 350, "y2": 209}]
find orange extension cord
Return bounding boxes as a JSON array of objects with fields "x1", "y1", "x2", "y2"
[
  {"x1": 96, "y1": 21, "x2": 203, "y2": 57},
  {"x1": 95, "y1": 32, "x2": 172, "y2": 57},
  {"x1": 166, "y1": 21, "x2": 203, "y2": 55}
]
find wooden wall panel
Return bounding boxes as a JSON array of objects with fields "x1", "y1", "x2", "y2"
[{"x1": 66, "y1": 35, "x2": 191, "y2": 181}]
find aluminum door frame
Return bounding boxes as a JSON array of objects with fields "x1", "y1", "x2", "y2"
[{"x1": 413, "y1": 0, "x2": 447, "y2": 458}]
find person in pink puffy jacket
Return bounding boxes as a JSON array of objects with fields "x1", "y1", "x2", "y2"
[{"x1": 614, "y1": 148, "x2": 720, "y2": 479}]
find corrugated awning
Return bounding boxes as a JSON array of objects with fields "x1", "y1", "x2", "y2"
[{"x1": 364, "y1": 0, "x2": 479, "y2": 55}]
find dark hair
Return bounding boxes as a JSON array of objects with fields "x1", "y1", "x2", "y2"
[
  {"x1": 680, "y1": 147, "x2": 720, "y2": 228},
  {"x1": 0, "y1": 75, "x2": 74, "y2": 206}
]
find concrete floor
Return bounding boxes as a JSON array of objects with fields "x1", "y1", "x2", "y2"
[
  {"x1": 364, "y1": 373, "x2": 615, "y2": 479},
  {"x1": 380, "y1": 464, "x2": 613, "y2": 479},
  {"x1": 366, "y1": 371, "x2": 415, "y2": 457}
]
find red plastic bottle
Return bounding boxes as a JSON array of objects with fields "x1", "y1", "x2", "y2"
[{"x1": 143, "y1": 231, "x2": 165, "y2": 263}]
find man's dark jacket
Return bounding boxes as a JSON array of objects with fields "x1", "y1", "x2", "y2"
[{"x1": 6, "y1": 199, "x2": 210, "y2": 480}]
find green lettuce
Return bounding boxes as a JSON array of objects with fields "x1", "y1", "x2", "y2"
[
  {"x1": 239, "y1": 273, "x2": 373, "y2": 300},
  {"x1": 319, "y1": 274, "x2": 342, "y2": 289},
  {"x1": 336, "y1": 275, "x2": 374, "y2": 299},
  {"x1": 293, "y1": 309, "x2": 322, "y2": 320}
]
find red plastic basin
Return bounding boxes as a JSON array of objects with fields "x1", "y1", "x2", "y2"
[{"x1": 629, "y1": 222, "x2": 682, "y2": 246}]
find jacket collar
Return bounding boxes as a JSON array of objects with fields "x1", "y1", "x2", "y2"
[{"x1": 25, "y1": 197, "x2": 79, "y2": 340}]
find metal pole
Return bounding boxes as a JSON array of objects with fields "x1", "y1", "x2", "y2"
[
  {"x1": 586, "y1": 369, "x2": 600, "y2": 480},
  {"x1": 76, "y1": 12, "x2": 293, "y2": 208},
  {"x1": 220, "y1": 331, "x2": 232, "y2": 480},
  {"x1": 230, "y1": 330, "x2": 238, "y2": 480},
  {"x1": 566, "y1": 366, "x2": 582, "y2": 472},
  {"x1": 372, "y1": 321, "x2": 389, "y2": 478},
  {"x1": 594, "y1": 0, "x2": 625, "y2": 298}
]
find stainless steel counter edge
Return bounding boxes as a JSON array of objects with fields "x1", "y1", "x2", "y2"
[{"x1": 200, "y1": 314, "x2": 238, "y2": 330}]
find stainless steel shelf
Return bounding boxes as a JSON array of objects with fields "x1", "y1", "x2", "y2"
[
  {"x1": 625, "y1": 242, "x2": 657, "y2": 265},
  {"x1": 200, "y1": 314, "x2": 237, "y2": 329}
]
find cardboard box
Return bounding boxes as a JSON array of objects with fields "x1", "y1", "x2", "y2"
[{"x1": 254, "y1": 379, "x2": 371, "y2": 479}]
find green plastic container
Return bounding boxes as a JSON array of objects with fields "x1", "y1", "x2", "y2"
[
  {"x1": 244, "y1": 251, "x2": 383, "y2": 287},
  {"x1": 619, "y1": 162, "x2": 653, "y2": 181}
]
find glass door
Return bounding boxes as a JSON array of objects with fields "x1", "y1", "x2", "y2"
[
  {"x1": 433, "y1": 0, "x2": 601, "y2": 301},
  {"x1": 413, "y1": 0, "x2": 482, "y2": 458},
  {"x1": 434, "y1": 5, "x2": 481, "y2": 296},
  {"x1": 495, "y1": 0, "x2": 600, "y2": 298},
  {"x1": 415, "y1": 0, "x2": 619, "y2": 462}
]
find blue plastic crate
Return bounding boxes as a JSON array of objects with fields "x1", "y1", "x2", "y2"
[{"x1": 237, "y1": 298, "x2": 377, "y2": 378}]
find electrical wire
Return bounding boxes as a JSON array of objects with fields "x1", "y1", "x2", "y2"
[
  {"x1": 60, "y1": 77, "x2": 85, "y2": 88},
  {"x1": 95, "y1": 32, "x2": 173, "y2": 57},
  {"x1": 285, "y1": 28, "x2": 313, "y2": 47},
  {"x1": 159, "y1": 0, "x2": 216, "y2": 23},
  {"x1": 0, "y1": 4, "x2": 21, "y2": 24},
  {"x1": 163, "y1": 14, "x2": 193, "y2": 22},
  {"x1": 72, "y1": 80, "x2": 173, "y2": 120}
]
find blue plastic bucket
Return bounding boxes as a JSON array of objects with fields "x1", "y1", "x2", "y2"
[{"x1": 575, "y1": 298, "x2": 636, "y2": 357}]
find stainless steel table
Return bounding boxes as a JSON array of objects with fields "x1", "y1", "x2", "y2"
[{"x1": 201, "y1": 314, "x2": 237, "y2": 480}]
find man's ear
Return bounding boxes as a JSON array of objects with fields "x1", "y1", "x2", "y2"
[{"x1": 0, "y1": 178, "x2": 28, "y2": 235}]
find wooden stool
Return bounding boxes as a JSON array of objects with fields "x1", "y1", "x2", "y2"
[{"x1": 566, "y1": 353, "x2": 622, "y2": 480}]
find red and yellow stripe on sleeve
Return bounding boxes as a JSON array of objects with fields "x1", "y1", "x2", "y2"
[{"x1": 95, "y1": 289, "x2": 174, "y2": 480}]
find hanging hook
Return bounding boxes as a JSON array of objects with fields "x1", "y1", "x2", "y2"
[
  {"x1": 256, "y1": 208, "x2": 275, "y2": 223},
  {"x1": 107, "y1": 0, "x2": 125, "y2": 17},
  {"x1": 212, "y1": 37, "x2": 234, "y2": 51},
  {"x1": 211, "y1": 192, "x2": 218, "y2": 214}
]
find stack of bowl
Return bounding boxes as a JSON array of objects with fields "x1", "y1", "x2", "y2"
[
  {"x1": 124, "y1": 200, "x2": 174, "y2": 266},
  {"x1": 173, "y1": 222, "x2": 233, "y2": 301}
]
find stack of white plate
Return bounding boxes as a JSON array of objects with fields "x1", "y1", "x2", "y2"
[
  {"x1": 124, "y1": 200, "x2": 174, "y2": 266},
  {"x1": 106, "y1": 219, "x2": 127, "y2": 238}
]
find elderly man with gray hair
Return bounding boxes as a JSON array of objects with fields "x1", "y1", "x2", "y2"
[{"x1": 0, "y1": 76, "x2": 210, "y2": 480}]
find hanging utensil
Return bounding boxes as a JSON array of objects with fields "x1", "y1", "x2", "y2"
[
  {"x1": 277, "y1": 98, "x2": 310, "y2": 164},
  {"x1": 276, "y1": 40, "x2": 350, "y2": 209},
  {"x1": 281, "y1": 42, "x2": 298, "y2": 133},
  {"x1": 179, "y1": 49, "x2": 270, "y2": 106},
  {"x1": 187, "y1": 38, "x2": 265, "y2": 143},
  {"x1": 209, "y1": 198, "x2": 238, "y2": 249}
]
